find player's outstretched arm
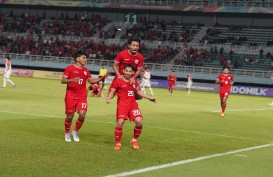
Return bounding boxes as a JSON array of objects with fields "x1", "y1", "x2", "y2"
[
  {"x1": 106, "y1": 88, "x2": 116, "y2": 104},
  {"x1": 136, "y1": 88, "x2": 156, "y2": 103},
  {"x1": 88, "y1": 73, "x2": 109, "y2": 84}
]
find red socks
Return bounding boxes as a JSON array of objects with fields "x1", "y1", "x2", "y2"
[
  {"x1": 133, "y1": 126, "x2": 142, "y2": 140},
  {"x1": 64, "y1": 118, "x2": 72, "y2": 133},
  {"x1": 74, "y1": 118, "x2": 84, "y2": 132},
  {"x1": 221, "y1": 103, "x2": 226, "y2": 113},
  {"x1": 115, "y1": 127, "x2": 123, "y2": 144}
]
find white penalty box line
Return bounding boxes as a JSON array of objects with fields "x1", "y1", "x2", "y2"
[{"x1": 104, "y1": 143, "x2": 273, "y2": 177}]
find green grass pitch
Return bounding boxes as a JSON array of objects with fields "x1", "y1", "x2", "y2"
[{"x1": 0, "y1": 76, "x2": 273, "y2": 177}]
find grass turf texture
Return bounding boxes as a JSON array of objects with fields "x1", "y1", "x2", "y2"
[{"x1": 0, "y1": 76, "x2": 273, "y2": 177}]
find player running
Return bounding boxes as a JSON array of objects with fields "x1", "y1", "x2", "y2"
[
  {"x1": 167, "y1": 71, "x2": 177, "y2": 95},
  {"x1": 216, "y1": 66, "x2": 234, "y2": 117}
]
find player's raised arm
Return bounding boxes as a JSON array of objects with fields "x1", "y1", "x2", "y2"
[
  {"x1": 87, "y1": 73, "x2": 109, "y2": 84},
  {"x1": 113, "y1": 61, "x2": 123, "y2": 79}
]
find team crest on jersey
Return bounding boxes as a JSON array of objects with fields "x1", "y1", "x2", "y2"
[
  {"x1": 84, "y1": 71, "x2": 87, "y2": 75},
  {"x1": 135, "y1": 60, "x2": 139, "y2": 64},
  {"x1": 228, "y1": 77, "x2": 230, "y2": 79}
]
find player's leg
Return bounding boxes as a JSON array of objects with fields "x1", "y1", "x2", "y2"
[
  {"x1": 114, "y1": 119, "x2": 125, "y2": 150},
  {"x1": 129, "y1": 107, "x2": 143, "y2": 150},
  {"x1": 64, "y1": 98, "x2": 76, "y2": 142},
  {"x1": 220, "y1": 92, "x2": 228, "y2": 117},
  {"x1": 71, "y1": 99, "x2": 88, "y2": 142},
  {"x1": 148, "y1": 86, "x2": 154, "y2": 96},
  {"x1": 101, "y1": 80, "x2": 105, "y2": 90}
]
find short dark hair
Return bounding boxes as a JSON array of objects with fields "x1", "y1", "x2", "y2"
[
  {"x1": 223, "y1": 66, "x2": 229, "y2": 70},
  {"x1": 124, "y1": 63, "x2": 135, "y2": 71},
  {"x1": 128, "y1": 37, "x2": 141, "y2": 45},
  {"x1": 74, "y1": 51, "x2": 87, "y2": 62},
  {"x1": 5, "y1": 56, "x2": 10, "y2": 60}
]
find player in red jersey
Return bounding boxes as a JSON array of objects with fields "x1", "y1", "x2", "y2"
[
  {"x1": 106, "y1": 64, "x2": 156, "y2": 150},
  {"x1": 61, "y1": 51, "x2": 108, "y2": 142},
  {"x1": 167, "y1": 71, "x2": 177, "y2": 95},
  {"x1": 112, "y1": 37, "x2": 144, "y2": 85},
  {"x1": 88, "y1": 83, "x2": 103, "y2": 97},
  {"x1": 216, "y1": 66, "x2": 234, "y2": 117}
]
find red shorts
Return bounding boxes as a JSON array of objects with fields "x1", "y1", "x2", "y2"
[
  {"x1": 219, "y1": 91, "x2": 230, "y2": 99},
  {"x1": 168, "y1": 83, "x2": 175, "y2": 88},
  {"x1": 116, "y1": 103, "x2": 142, "y2": 121},
  {"x1": 65, "y1": 98, "x2": 88, "y2": 114}
]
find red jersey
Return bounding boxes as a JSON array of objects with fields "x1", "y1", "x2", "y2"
[
  {"x1": 217, "y1": 74, "x2": 234, "y2": 93},
  {"x1": 114, "y1": 49, "x2": 144, "y2": 75},
  {"x1": 168, "y1": 74, "x2": 177, "y2": 84},
  {"x1": 110, "y1": 77, "x2": 140, "y2": 105},
  {"x1": 63, "y1": 65, "x2": 92, "y2": 99}
]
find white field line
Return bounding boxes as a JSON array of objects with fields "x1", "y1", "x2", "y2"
[
  {"x1": 0, "y1": 110, "x2": 272, "y2": 143},
  {"x1": 103, "y1": 143, "x2": 273, "y2": 177},
  {"x1": 212, "y1": 108, "x2": 273, "y2": 112}
]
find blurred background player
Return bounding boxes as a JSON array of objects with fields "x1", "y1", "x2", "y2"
[
  {"x1": 61, "y1": 51, "x2": 107, "y2": 142},
  {"x1": 3, "y1": 56, "x2": 16, "y2": 88},
  {"x1": 268, "y1": 101, "x2": 273, "y2": 106},
  {"x1": 140, "y1": 67, "x2": 154, "y2": 96},
  {"x1": 216, "y1": 66, "x2": 234, "y2": 117},
  {"x1": 106, "y1": 64, "x2": 156, "y2": 151},
  {"x1": 186, "y1": 74, "x2": 193, "y2": 94},
  {"x1": 167, "y1": 71, "x2": 177, "y2": 95},
  {"x1": 88, "y1": 83, "x2": 103, "y2": 97},
  {"x1": 98, "y1": 64, "x2": 108, "y2": 90}
]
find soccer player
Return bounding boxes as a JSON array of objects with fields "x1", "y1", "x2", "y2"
[
  {"x1": 106, "y1": 64, "x2": 156, "y2": 150},
  {"x1": 88, "y1": 83, "x2": 103, "y2": 97},
  {"x1": 186, "y1": 74, "x2": 193, "y2": 94},
  {"x1": 268, "y1": 101, "x2": 273, "y2": 106},
  {"x1": 140, "y1": 68, "x2": 154, "y2": 96},
  {"x1": 216, "y1": 66, "x2": 234, "y2": 117},
  {"x1": 3, "y1": 56, "x2": 16, "y2": 88},
  {"x1": 167, "y1": 71, "x2": 177, "y2": 95},
  {"x1": 61, "y1": 51, "x2": 108, "y2": 142},
  {"x1": 112, "y1": 37, "x2": 144, "y2": 85},
  {"x1": 98, "y1": 64, "x2": 107, "y2": 90}
]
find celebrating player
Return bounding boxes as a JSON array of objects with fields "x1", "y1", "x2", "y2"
[
  {"x1": 216, "y1": 66, "x2": 234, "y2": 117},
  {"x1": 140, "y1": 68, "x2": 154, "y2": 96},
  {"x1": 3, "y1": 56, "x2": 16, "y2": 88},
  {"x1": 167, "y1": 71, "x2": 177, "y2": 95},
  {"x1": 61, "y1": 51, "x2": 108, "y2": 142},
  {"x1": 106, "y1": 64, "x2": 156, "y2": 151},
  {"x1": 112, "y1": 37, "x2": 144, "y2": 85}
]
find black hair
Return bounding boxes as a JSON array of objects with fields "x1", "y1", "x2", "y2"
[
  {"x1": 74, "y1": 51, "x2": 87, "y2": 62},
  {"x1": 223, "y1": 66, "x2": 229, "y2": 70},
  {"x1": 128, "y1": 36, "x2": 141, "y2": 45},
  {"x1": 124, "y1": 63, "x2": 135, "y2": 71},
  {"x1": 5, "y1": 56, "x2": 10, "y2": 60}
]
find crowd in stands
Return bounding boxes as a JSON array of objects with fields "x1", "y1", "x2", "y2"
[
  {"x1": 174, "y1": 45, "x2": 273, "y2": 70},
  {"x1": 200, "y1": 25, "x2": 273, "y2": 47},
  {"x1": 0, "y1": 34, "x2": 180, "y2": 64},
  {"x1": 1, "y1": 10, "x2": 272, "y2": 70},
  {"x1": 0, "y1": 11, "x2": 111, "y2": 37},
  {"x1": 120, "y1": 17, "x2": 202, "y2": 43}
]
